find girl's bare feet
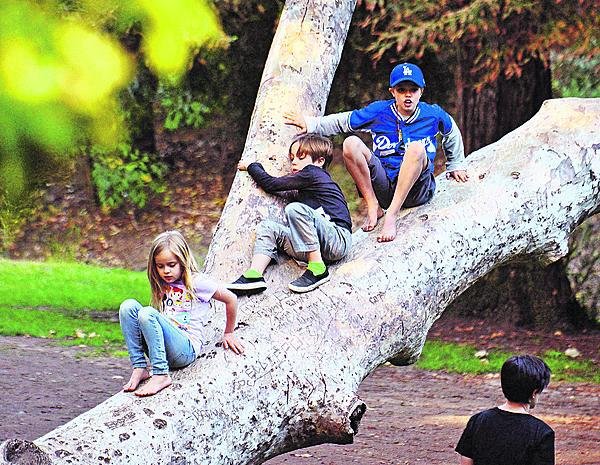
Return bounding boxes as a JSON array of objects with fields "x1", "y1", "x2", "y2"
[
  {"x1": 123, "y1": 368, "x2": 151, "y2": 392},
  {"x1": 134, "y1": 374, "x2": 172, "y2": 397}
]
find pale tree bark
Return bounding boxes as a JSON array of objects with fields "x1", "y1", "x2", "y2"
[{"x1": 3, "y1": 7, "x2": 600, "y2": 465}]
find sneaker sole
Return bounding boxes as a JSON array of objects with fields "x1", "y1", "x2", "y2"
[
  {"x1": 288, "y1": 274, "x2": 331, "y2": 293},
  {"x1": 226, "y1": 283, "x2": 267, "y2": 291},
  {"x1": 229, "y1": 287, "x2": 266, "y2": 297}
]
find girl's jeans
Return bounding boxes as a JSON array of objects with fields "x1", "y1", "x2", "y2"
[{"x1": 119, "y1": 299, "x2": 196, "y2": 375}]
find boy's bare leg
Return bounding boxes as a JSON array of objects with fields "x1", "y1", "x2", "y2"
[
  {"x1": 342, "y1": 136, "x2": 384, "y2": 232},
  {"x1": 378, "y1": 143, "x2": 428, "y2": 243},
  {"x1": 307, "y1": 249, "x2": 322, "y2": 263},
  {"x1": 249, "y1": 254, "x2": 272, "y2": 275},
  {"x1": 123, "y1": 367, "x2": 151, "y2": 392},
  {"x1": 134, "y1": 374, "x2": 172, "y2": 397}
]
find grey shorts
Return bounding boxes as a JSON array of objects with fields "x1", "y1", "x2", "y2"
[{"x1": 367, "y1": 155, "x2": 436, "y2": 209}]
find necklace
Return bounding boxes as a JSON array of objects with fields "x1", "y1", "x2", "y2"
[{"x1": 499, "y1": 402, "x2": 529, "y2": 414}]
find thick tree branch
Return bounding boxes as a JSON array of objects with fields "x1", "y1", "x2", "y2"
[
  {"x1": 2, "y1": 0, "x2": 599, "y2": 462},
  {"x1": 3, "y1": 99, "x2": 598, "y2": 465}
]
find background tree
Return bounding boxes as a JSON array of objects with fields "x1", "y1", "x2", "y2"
[
  {"x1": 354, "y1": 0, "x2": 600, "y2": 328},
  {"x1": 358, "y1": 0, "x2": 599, "y2": 152}
]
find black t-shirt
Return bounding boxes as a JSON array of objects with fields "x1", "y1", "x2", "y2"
[
  {"x1": 247, "y1": 163, "x2": 352, "y2": 232},
  {"x1": 456, "y1": 407, "x2": 555, "y2": 465}
]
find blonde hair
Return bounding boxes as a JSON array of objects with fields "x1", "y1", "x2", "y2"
[{"x1": 147, "y1": 230, "x2": 200, "y2": 309}]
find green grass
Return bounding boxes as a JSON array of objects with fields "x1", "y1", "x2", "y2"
[
  {"x1": 417, "y1": 341, "x2": 511, "y2": 374},
  {"x1": 0, "y1": 258, "x2": 149, "y2": 311},
  {"x1": 0, "y1": 307, "x2": 122, "y2": 344},
  {"x1": 0, "y1": 258, "x2": 147, "y2": 354},
  {"x1": 417, "y1": 341, "x2": 600, "y2": 384},
  {"x1": 0, "y1": 307, "x2": 125, "y2": 355}
]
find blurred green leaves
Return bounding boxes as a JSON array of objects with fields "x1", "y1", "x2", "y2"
[{"x1": 0, "y1": 0, "x2": 223, "y2": 199}]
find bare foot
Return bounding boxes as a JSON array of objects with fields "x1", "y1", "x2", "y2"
[
  {"x1": 134, "y1": 374, "x2": 172, "y2": 397},
  {"x1": 362, "y1": 207, "x2": 385, "y2": 232},
  {"x1": 123, "y1": 368, "x2": 151, "y2": 392},
  {"x1": 377, "y1": 214, "x2": 397, "y2": 242}
]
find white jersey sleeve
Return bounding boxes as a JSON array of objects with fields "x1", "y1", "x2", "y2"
[
  {"x1": 305, "y1": 111, "x2": 354, "y2": 136},
  {"x1": 442, "y1": 116, "x2": 467, "y2": 172}
]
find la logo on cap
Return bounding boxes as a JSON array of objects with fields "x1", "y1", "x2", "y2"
[{"x1": 389, "y1": 63, "x2": 425, "y2": 87}]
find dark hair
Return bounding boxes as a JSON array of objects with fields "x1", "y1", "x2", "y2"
[
  {"x1": 500, "y1": 355, "x2": 551, "y2": 403},
  {"x1": 288, "y1": 134, "x2": 334, "y2": 169}
]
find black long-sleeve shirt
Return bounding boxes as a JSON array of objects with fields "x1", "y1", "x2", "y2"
[{"x1": 247, "y1": 163, "x2": 352, "y2": 232}]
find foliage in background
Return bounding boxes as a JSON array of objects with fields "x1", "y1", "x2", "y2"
[
  {"x1": 0, "y1": 190, "x2": 37, "y2": 252},
  {"x1": 187, "y1": 1, "x2": 281, "y2": 128},
  {"x1": 328, "y1": 161, "x2": 362, "y2": 217},
  {"x1": 0, "y1": 0, "x2": 129, "y2": 199},
  {"x1": 0, "y1": 0, "x2": 224, "y2": 200},
  {"x1": 90, "y1": 143, "x2": 168, "y2": 211},
  {"x1": 359, "y1": 0, "x2": 599, "y2": 89},
  {"x1": 158, "y1": 82, "x2": 212, "y2": 131},
  {"x1": 551, "y1": 46, "x2": 600, "y2": 98}
]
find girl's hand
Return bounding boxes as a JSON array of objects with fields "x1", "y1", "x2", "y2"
[
  {"x1": 222, "y1": 332, "x2": 244, "y2": 354},
  {"x1": 283, "y1": 110, "x2": 307, "y2": 133},
  {"x1": 238, "y1": 161, "x2": 249, "y2": 171}
]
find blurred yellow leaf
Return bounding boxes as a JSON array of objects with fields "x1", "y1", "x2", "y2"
[{"x1": 56, "y1": 23, "x2": 132, "y2": 112}]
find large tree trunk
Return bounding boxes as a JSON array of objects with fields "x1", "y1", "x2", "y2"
[
  {"x1": 454, "y1": 47, "x2": 552, "y2": 156},
  {"x1": 452, "y1": 16, "x2": 581, "y2": 329},
  {"x1": 453, "y1": 54, "x2": 584, "y2": 327},
  {"x1": 2, "y1": 5, "x2": 600, "y2": 465},
  {"x1": 3, "y1": 96, "x2": 599, "y2": 463},
  {"x1": 445, "y1": 258, "x2": 589, "y2": 329}
]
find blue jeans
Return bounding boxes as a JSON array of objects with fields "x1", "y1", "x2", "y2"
[{"x1": 119, "y1": 299, "x2": 196, "y2": 375}]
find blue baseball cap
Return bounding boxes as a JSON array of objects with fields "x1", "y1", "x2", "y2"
[{"x1": 389, "y1": 63, "x2": 425, "y2": 88}]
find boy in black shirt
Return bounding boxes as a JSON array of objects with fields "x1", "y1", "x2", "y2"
[
  {"x1": 456, "y1": 354, "x2": 554, "y2": 465},
  {"x1": 227, "y1": 134, "x2": 352, "y2": 294}
]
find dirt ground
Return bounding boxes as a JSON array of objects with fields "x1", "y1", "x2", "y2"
[{"x1": 1, "y1": 316, "x2": 598, "y2": 465}]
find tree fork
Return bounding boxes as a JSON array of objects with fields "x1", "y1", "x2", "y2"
[
  {"x1": 3, "y1": 98, "x2": 599, "y2": 463},
  {"x1": 2, "y1": 4, "x2": 600, "y2": 465}
]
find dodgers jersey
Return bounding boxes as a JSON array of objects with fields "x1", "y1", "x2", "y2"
[{"x1": 306, "y1": 100, "x2": 465, "y2": 181}]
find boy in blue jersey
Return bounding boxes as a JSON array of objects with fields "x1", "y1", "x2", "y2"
[{"x1": 285, "y1": 62, "x2": 468, "y2": 242}]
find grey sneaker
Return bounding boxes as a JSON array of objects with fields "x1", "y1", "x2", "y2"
[
  {"x1": 288, "y1": 269, "x2": 330, "y2": 293},
  {"x1": 226, "y1": 275, "x2": 267, "y2": 296}
]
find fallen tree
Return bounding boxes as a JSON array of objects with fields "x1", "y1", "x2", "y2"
[{"x1": 2, "y1": 1, "x2": 599, "y2": 464}]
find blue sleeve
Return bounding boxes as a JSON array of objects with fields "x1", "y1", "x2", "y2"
[
  {"x1": 432, "y1": 104, "x2": 453, "y2": 135},
  {"x1": 348, "y1": 100, "x2": 394, "y2": 131}
]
